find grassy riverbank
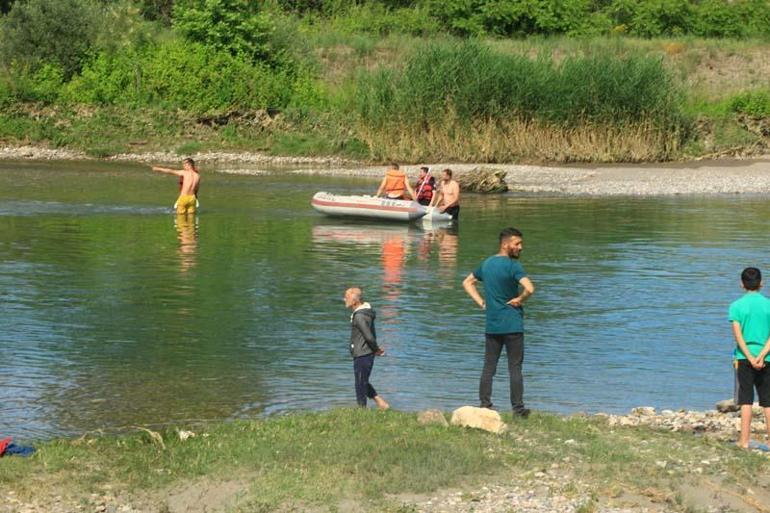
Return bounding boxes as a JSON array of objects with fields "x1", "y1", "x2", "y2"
[
  {"x1": 2, "y1": 409, "x2": 769, "y2": 512},
  {"x1": 1, "y1": 1, "x2": 769, "y2": 164}
]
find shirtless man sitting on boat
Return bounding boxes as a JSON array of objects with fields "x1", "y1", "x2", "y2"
[
  {"x1": 431, "y1": 168, "x2": 461, "y2": 220},
  {"x1": 375, "y1": 163, "x2": 417, "y2": 201},
  {"x1": 152, "y1": 158, "x2": 201, "y2": 214}
]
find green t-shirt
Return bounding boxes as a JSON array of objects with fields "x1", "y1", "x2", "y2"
[
  {"x1": 473, "y1": 255, "x2": 528, "y2": 334},
  {"x1": 728, "y1": 291, "x2": 770, "y2": 361}
]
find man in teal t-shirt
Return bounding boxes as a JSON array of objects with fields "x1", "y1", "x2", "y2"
[
  {"x1": 463, "y1": 227, "x2": 535, "y2": 416},
  {"x1": 728, "y1": 266, "x2": 770, "y2": 449}
]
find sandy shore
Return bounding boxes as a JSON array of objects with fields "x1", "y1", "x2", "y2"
[{"x1": 2, "y1": 145, "x2": 770, "y2": 196}]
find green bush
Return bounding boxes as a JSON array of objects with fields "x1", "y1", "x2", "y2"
[
  {"x1": 729, "y1": 90, "x2": 770, "y2": 117},
  {"x1": 354, "y1": 40, "x2": 682, "y2": 127},
  {"x1": 0, "y1": 0, "x2": 99, "y2": 78},
  {"x1": 64, "y1": 39, "x2": 315, "y2": 114},
  {"x1": 172, "y1": 0, "x2": 277, "y2": 64},
  {"x1": 0, "y1": 62, "x2": 65, "y2": 103}
]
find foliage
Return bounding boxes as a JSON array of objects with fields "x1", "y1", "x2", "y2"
[
  {"x1": 355, "y1": 40, "x2": 682, "y2": 128},
  {"x1": 171, "y1": 0, "x2": 278, "y2": 64},
  {"x1": 0, "y1": 0, "x2": 100, "y2": 78},
  {"x1": 134, "y1": 0, "x2": 174, "y2": 22},
  {"x1": 64, "y1": 39, "x2": 309, "y2": 114},
  {"x1": 729, "y1": 89, "x2": 770, "y2": 117}
]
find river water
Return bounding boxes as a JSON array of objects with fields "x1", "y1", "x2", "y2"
[{"x1": 0, "y1": 160, "x2": 765, "y2": 440}]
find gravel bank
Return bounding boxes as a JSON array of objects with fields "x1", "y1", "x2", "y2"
[{"x1": 2, "y1": 145, "x2": 770, "y2": 196}]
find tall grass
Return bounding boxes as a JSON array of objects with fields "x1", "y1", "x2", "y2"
[
  {"x1": 352, "y1": 40, "x2": 686, "y2": 161},
  {"x1": 356, "y1": 40, "x2": 682, "y2": 126}
]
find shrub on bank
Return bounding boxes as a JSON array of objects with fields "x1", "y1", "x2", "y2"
[
  {"x1": 729, "y1": 89, "x2": 770, "y2": 118},
  {"x1": 0, "y1": 0, "x2": 99, "y2": 78},
  {"x1": 64, "y1": 39, "x2": 316, "y2": 114},
  {"x1": 289, "y1": 0, "x2": 770, "y2": 39}
]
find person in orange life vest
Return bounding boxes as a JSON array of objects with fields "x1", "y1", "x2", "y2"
[
  {"x1": 375, "y1": 163, "x2": 417, "y2": 201},
  {"x1": 414, "y1": 166, "x2": 436, "y2": 206}
]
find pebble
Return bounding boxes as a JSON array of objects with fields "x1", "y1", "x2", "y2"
[{"x1": 3, "y1": 145, "x2": 770, "y2": 196}]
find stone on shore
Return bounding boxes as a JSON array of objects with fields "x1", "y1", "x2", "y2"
[
  {"x1": 418, "y1": 409, "x2": 449, "y2": 427},
  {"x1": 630, "y1": 406, "x2": 656, "y2": 416},
  {"x1": 450, "y1": 406, "x2": 508, "y2": 434},
  {"x1": 455, "y1": 168, "x2": 509, "y2": 193},
  {"x1": 715, "y1": 398, "x2": 739, "y2": 413}
]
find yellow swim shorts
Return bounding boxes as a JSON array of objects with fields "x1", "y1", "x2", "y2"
[{"x1": 176, "y1": 194, "x2": 197, "y2": 214}]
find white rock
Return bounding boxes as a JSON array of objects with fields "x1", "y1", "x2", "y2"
[{"x1": 450, "y1": 406, "x2": 508, "y2": 434}]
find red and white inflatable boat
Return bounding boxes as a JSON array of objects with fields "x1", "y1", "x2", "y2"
[{"x1": 311, "y1": 192, "x2": 427, "y2": 222}]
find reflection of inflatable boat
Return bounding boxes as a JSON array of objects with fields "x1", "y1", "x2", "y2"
[{"x1": 311, "y1": 192, "x2": 426, "y2": 221}]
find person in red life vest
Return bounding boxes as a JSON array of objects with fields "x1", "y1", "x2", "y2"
[
  {"x1": 414, "y1": 166, "x2": 436, "y2": 206},
  {"x1": 375, "y1": 163, "x2": 417, "y2": 201}
]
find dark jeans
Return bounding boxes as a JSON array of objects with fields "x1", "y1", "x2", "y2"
[
  {"x1": 353, "y1": 353, "x2": 378, "y2": 407},
  {"x1": 445, "y1": 205, "x2": 460, "y2": 220},
  {"x1": 479, "y1": 333, "x2": 524, "y2": 412}
]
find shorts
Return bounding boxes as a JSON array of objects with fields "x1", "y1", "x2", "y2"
[
  {"x1": 445, "y1": 205, "x2": 460, "y2": 220},
  {"x1": 735, "y1": 359, "x2": 770, "y2": 406},
  {"x1": 176, "y1": 194, "x2": 197, "y2": 214}
]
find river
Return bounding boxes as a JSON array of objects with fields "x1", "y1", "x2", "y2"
[{"x1": 0, "y1": 159, "x2": 764, "y2": 440}]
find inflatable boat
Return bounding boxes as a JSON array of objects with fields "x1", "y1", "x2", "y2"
[
  {"x1": 311, "y1": 192, "x2": 426, "y2": 222},
  {"x1": 421, "y1": 206, "x2": 453, "y2": 223}
]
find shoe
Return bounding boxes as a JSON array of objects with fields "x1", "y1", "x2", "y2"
[{"x1": 512, "y1": 408, "x2": 530, "y2": 418}]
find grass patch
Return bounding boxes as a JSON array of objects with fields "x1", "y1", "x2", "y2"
[{"x1": 1, "y1": 409, "x2": 768, "y2": 511}]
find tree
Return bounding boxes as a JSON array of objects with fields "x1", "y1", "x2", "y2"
[
  {"x1": 172, "y1": 0, "x2": 275, "y2": 64},
  {"x1": 0, "y1": 0, "x2": 99, "y2": 77}
]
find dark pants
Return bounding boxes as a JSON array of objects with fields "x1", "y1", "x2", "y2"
[
  {"x1": 445, "y1": 205, "x2": 460, "y2": 220},
  {"x1": 353, "y1": 353, "x2": 378, "y2": 407},
  {"x1": 479, "y1": 333, "x2": 524, "y2": 412}
]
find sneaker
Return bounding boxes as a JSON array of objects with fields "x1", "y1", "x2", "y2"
[{"x1": 512, "y1": 408, "x2": 531, "y2": 418}]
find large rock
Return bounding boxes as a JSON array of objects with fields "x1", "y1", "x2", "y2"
[
  {"x1": 450, "y1": 406, "x2": 507, "y2": 434},
  {"x1": 631, "y1": 406, "x2": 656, "y2": 416},
  {"x1": 715, "y1": 399, "x2": 739, "y2": 413},
  {"x1": 417, "y1": 409, "x2": 449, "y2": 427},
  {"x1": 455, "y1": 168, "x2": 509, "y2": 194}
]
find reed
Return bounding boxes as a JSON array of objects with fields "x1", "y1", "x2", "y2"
[
  {"x1": 357, "y1": 114, "x2": 683, "y2": 163},
  {"x1": 355, "y1": 40, "x2": 682, "y2": 126}
]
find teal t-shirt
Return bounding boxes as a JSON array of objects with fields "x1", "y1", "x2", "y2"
[
  {"x1": 728, "y1": 291, "x2": 770, "y2": 361},
  {"x1": 473, "y1": 255, "x2": 528, "y2": 334}
]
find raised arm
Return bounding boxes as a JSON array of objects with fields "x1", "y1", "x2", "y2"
[
  {"x1": 463, "y1": 273, "x2": 485, "y2": 309},
  {"x1": 152, "y1": 166, "x2": 184, "y2": 176}
]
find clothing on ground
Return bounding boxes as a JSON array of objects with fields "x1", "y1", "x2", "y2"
[
  {"x1": 0, "y1": 437, "x2": 36, "y2": 457},
  {"x1": 473, "y1": 255, "x2": 528, "y2": 334}
]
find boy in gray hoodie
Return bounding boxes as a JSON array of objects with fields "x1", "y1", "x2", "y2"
[{"x1": 344, "y1": 287, "x2": 390, "y2": 409}]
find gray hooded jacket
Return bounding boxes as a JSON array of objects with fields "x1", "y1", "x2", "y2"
[{"x1": 350, "y1": 302, "x2": 380, "y2": 358}]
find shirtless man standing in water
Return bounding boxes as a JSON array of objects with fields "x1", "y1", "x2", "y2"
[
  {"x1": 431, "y1": 168, "x2": 461, "y2": 220},
  {"x1": 152, "y1": 158, "x2": 200, "y2": 214}
]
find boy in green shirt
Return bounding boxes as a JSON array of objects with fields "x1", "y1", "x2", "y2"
[{"x1": 728, "y1": 267, "x2": 770, "y2": 449}]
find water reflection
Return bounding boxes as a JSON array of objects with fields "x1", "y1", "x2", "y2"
[{"x1": 174, "y1": 214, "x2": 198, "y2": 274}]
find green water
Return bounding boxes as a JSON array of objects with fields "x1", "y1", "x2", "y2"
[{"x1": 1, "y1": 160, "x2": 766, "y2": 440}]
